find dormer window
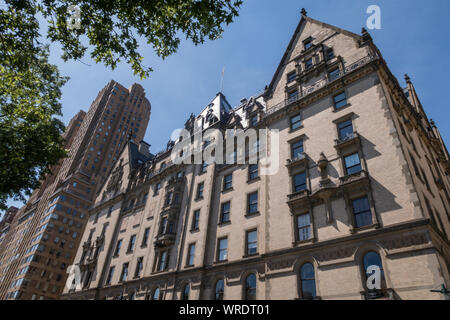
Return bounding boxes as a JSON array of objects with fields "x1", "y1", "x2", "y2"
[
  {"x1": 326, "y1": 48, "x2": 335, "y2": 60},
  {"x1": 304, "y1": 38, "x2": 312, "y2": 50},
  {"x1": 287, "y1": 71, "x2": 297, "y2": 83}
]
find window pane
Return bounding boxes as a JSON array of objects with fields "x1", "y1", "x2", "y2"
[
  {"x1": 290, "y1": 114, "x2": 302, "y2": 130},
  {"x1": 153, "y1": 288, "x2": 160, "y2": 300},
  {"x1": 329, "y1": 68, "x2": 340, "y2": 81},
  {"x1": 248, "y1": 193, "x2": 258, "y2": 214},
  {"x1": 294, "y1": 172, "x2": 307, "y2": 192},
  {"x1": 352, "y1": 197, "x2": 372, "y2": 228},
  {"x1": 247, "y1": 230, "x2": 257, "y2": 255},
  {"x1": 338, "y1": 119, "x2": 353, "y2": 140},
  {"x1": 363, "y1": 252, "x2": 385, "y2": 281},
  {"x1": 245, "y1": 274, "x2": 257, "y2": 300},
  {"x1": 334, "y1": 92, "x2": 347, "y2": 109},
  {"x1": 300, "y1": 263, "x2": 316, "y2": 299},
  {"x1": 215, "y1": 280, "x2": 224, "y2": 300},
  {"x1": 344, "y1": 153, "x2": 361, "y2": 175},
  {"x1": 291, "y1": 141, "x2": 304, "y2": 158}
]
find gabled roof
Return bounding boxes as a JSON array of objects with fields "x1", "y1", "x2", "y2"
[
  {"x1": 128, "y1": 141, "x2": 153, "y2": 169},
  {"x1": 265, "y1": 11, "x2": 363, "y2": 98}
]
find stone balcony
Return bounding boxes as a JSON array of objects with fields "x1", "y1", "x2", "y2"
[{"x1": 154, "y1": 233, "x2": 176, "y2": 248}]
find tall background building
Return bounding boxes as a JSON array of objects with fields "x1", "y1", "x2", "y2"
[
  {"x1": 0, "y1": 81, "x2": 151, "y2": 300},
  {"x1": 62, "y1": 10, "x2": 449, "y2": 301}
]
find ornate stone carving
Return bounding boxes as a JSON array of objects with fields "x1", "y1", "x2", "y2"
[
  {"x1": 267, "y1": 257, "x2": 296, "y2": 271},
  {"x1": 106, "y1": 162, "x2": 124, "y2": 194}
]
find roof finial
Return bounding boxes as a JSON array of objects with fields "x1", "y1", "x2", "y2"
[
  {"x1": 404, "y1": 74, "x2": 411, "y2": 84},
  {"x1": 301, "y1": 8, "x2": 307, "y2": 16},
  {"x1": 360, "y1": 27, "x2": 372, "y2": 43},
  {"x1": 405, "y1": 73, "x2": 411, "y2": 83}
]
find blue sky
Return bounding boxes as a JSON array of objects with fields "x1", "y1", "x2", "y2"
[{"x1": 4, "y1": 0, "x2": 450, "y2": 212}]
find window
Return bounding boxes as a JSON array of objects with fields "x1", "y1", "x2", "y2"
[
  {"x1": 165, "y1": 191, "x2": 173, "y2": 206},
  {"x1": 135, "y1": 257, "x2": 143, "y2": 278},
  {"x1": 333, "y1": 92, "x2": 347, "y2": 109},
  {"x1": 244, "y1": 274, "x2": 257, "y2": 300},
  {"x1": 297, "y1": 213, "x2": 311, "y2": 241},
  {"x1": 304, "y1": 39, "x2": 312, "y2": 50},
  {"x1": 287, "y1": 71, "x2": 296, "y2": 83},
  {"x1": 223, "y1": 174, "x2": 233, "y2": 191},
  {"x1": 192, "y1": 210, "x2": 200, "y2": 231},
  {"x1": 215, "y1": 279, "x2": 225, "y2": 300},
  {"x1": 154, "y1": 183, "x2": 161, "y2": 195},
  {"x1": 107, "y1": 206, "x2": 113, "y2": 218},
  {"x1": 152, "y1": 288, "x2": 160, "y2": 300},
  {"x1": 105, "y1": 266, "x2": 115, "y2": 285},
  {"x1": 157, "y1": 251, "x2": 169, "y2": 271},
  {"x1": 305, "y1": 57, "x2": 313, "y2": 69},
  {"x1": 249, "y1": 164, "x2": 259, "y2": 181},
  {"x1": 291, "y1": 140, "x2": 304, "y2": 159},
  {"x1": 352, "y1": 197, "x2": 373, "y2": 228},
  {"x1": 247, "y1": 114, "x2": 257, "y2": 127},
  {"x1": 300, "y1": 263, "x2": 316, "y2": 299},
  {"x1": 246, "y1": 230, "x2": 258, "y2": 256},
  {"x1": 338, "y1": 119, "x2": 354, "y2": 141},
  {"x1": 201, "y1": 161, "x2": 208, "y2": 173},
  {"x1": 293, "y1": 172, "x2": 307, "y2": 193},
  {"x1": 120, "y1": 263, "x2": 129, "y2": 282},
  {"x1": 290, "y1": 114, "x2": 302, "y2": 131},
  {"x1": 288, "y1": 90, "x2": 298, "y2": 103},
  {"x1": 187, "y1": 244, "x2": 196, "y2": 266},
  {"x1": 182, "y1": 284, "x2": 190, "y2": 300},
  {"x1": 329, "y1": 68, "x2": 340, "y2": 81},
  {"x1": 220, "y1": 202, "x2": 231, "y2": 223},
  {"x1": 159, "y1": 217, "x2": 169, "y2": 235},
  {"x1": 196, "y1": 182, "x2": 204, "y2": 199},
  {"x1": 127, "y1": 235, "x2": 136, "y2": 253},
  {"x1": 114, "y1": 239, "x2": 122, "y2": 256},
  {"x1": 326, "y1": 48, "x2": 335, "y2": 60},
  {"x1": 363, "y1": 252, "x2": 385, "y2": 291},
  {"x1": 142, "y1": 228, "x2": 150, "y2": 247},
  {"x1": 344, "y1": 153, "x2": 362, "y2": 175},
  {"x1": 217, "y1": 238, "x2": 228, "y2": 262},
  {"x1": 247, "y1": 192, "x2": 258, "y2": 215}
]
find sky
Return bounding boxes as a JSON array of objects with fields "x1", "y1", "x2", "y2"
[{"x1": 4, "y1": 0, "x2": 450, "y2": 213}]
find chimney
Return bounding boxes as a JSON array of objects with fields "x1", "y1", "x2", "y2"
[{"x1": 139, "y1": 141, "x2": 151, "y2": 157}]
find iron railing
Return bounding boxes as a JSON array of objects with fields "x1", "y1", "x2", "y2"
[{"x1": 265, "y1": 53, "x2": 378, "y2": 118}]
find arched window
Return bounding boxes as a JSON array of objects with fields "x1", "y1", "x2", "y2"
[
  {"x1": 152, "y1": 288, "x2": 160, "y2": 300},
  {"x1": 215, "y1": 279, "x2": 224, "y2": 300},
  {"x1": 363, "y1": 251, "x2": 385, "y2": 290},
  {"x1": 182, "y1": 284, "x2": 190, "y2": 300},
  {"x1": 129, "y1": 292, "x2": 135, "y2": 300},
  {"x1": 244, "y1": 274, "x2": 256, "y2": 300},
  {"x1": 300, "y1": 263, "x2": 316, "y2": 299}
]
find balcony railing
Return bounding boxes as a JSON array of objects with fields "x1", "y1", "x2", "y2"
[
  {"x1": 265, "y1": 53, "x2": 378, "y2": 118},
  {"x1": 335, "y1": 132, "x2": 360, "y2": 146},
  {"x1": 339, "y1": 170, "x2": 368, "y2": 185}
]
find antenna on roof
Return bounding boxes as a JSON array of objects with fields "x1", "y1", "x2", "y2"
[{"x1": 220, "y1": 67, "x2": 225, "y2": 93}]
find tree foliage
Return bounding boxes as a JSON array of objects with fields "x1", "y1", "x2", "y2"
[{"x1": 0, "y1": 0, "x2": 242, "y2": 211}]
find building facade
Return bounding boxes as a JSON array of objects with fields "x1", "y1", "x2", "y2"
[
  {"x1": 60, "y1": 10, "x2": 449, "y2": 300},
  {"x1": 0, "y1": 81, "x2": 151, "y2": 300}
]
